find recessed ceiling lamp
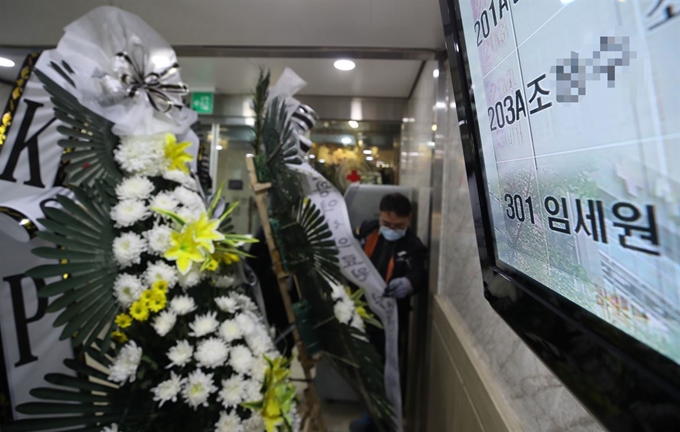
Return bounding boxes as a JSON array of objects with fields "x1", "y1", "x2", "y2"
[
  {"x1": 334, "y1": 59, "x2": 355, "y2": 71},
  {"x1": 348, "y1": 120, "x2": 359, "y2": 129},
  {"x1": 341, "y1": 137, "x2": 353, "y2": 145},
  {"x1": 0, "y1": 57, "x2": 15, "y2": 68},
  {"x1": 433, "y1": 69, "x2": 440, "y2": 78},
  {"x1": 366, "y1": 156, "x2": 374, "y2": 161}
]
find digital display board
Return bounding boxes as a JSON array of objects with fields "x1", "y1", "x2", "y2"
[{"x1": 456, "y1": 0, "x2": 680, "y2": 365}]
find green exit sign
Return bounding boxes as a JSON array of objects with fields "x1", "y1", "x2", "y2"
[{"x1": 191, "y1": 92, "x2": 214, "y2": 114}]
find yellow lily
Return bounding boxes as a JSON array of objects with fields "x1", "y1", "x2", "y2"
[
  {"x1": 164, "y1": 133, "x2": 193, "y2": 174},
  {"x1": 263, "y1": 393, "x2": 285, "y2": 432},
  {"x1": 164, "y1": 225, "x2": 206, "y2": 275},
  {"x1": 190, "y1": 212, "x2": 225, "y2": 254}
]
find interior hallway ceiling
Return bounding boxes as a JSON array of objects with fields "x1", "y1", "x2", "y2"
[{"x1": 0, "y1": 0, "x2": 445, "y2": 98}]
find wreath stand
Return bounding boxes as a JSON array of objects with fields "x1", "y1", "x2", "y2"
[{"x1": 246, "y1": 156, "x2": 327, "y2": 432}]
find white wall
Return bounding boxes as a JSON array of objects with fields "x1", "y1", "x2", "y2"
[{"x1": 400, "y1": 61, "x2": 603, "y2": 432}]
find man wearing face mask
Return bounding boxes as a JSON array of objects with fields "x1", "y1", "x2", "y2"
[{"x1": 349, "y1": 193, "x2": 427, "y2": 432}]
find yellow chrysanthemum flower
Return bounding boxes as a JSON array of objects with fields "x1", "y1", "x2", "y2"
[
  {"x1": 111, "y1": 330, "x2": 128, "y2": 343},
  {"x1": 130, "y1": 300, "x2": 150, "y2": 321},
  {"x1": 164, "y1": 133, "x2": 193, "y2": 174},
  {"x1": 165, "y1": 226, "x2": 206, "y2": 275},
  {"x1": 115, "y1": 313, "x2": 133, "y2": 329},
  {"x1": 148, "y1": 289, "x2": 167, "y2": 313},
  {"x1": 190, "y1": 212, "x2": 225, "y2": 254},
  {"x1": 152, "y1": 280, "x2": 169, "y2": 293},
  {"x1": 140, "y1": 289, "x2": 155, "y2": 305}
]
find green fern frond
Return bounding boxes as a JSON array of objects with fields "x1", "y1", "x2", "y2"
[
  {"x1": 34, "y1": 69, "x2": 122, "y2": 187},
  {"x1": 26, "y1": 185, "x2": 119, "y2": 353}
]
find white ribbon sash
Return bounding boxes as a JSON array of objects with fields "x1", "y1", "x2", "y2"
[{"x1": 289, "y1": 162, "x2": 402, "y2": 430}]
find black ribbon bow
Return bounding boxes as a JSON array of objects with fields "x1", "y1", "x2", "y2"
[{"x1": 115, "y1": 52, "x2": 189, "y2": 113}]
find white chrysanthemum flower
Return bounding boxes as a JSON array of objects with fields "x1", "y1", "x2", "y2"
[
  {"x1": 164, "y1": 169, "x2": 199, "y2": 191},
  {"x1": 232, "y1": 293, "x2": 258, "y2": 312},
  {"x1": 178, "y1": 266, "x2": 203, "y2": 289},
  {"x1": 108, "y1": 341, "x2": 142, "y2": 384},
  {"x1": 170, "y1": 295, "x2": 197, "y2": 316},
  {"x1": 166, "y1": 340, "x2": 193, "y2": 368},
  {"x1": 113, "y1": 274, "x2": 144, "y2": 307},
  {"x1": 229, "y1": 345, "x2": 253, "y2": 375},
  {"x1": 176, "y1": 206, "x2": 201, "y2": 224},
  {"x1": 149, "y1": 191, "x2": 179, "y2": 214},
  {"x1": 215, "y1": 410, "x2": 244, "y2": 432},
  {"x1": 145, "y1": 224, "x2": 173, "y2": 255},
  {"x1": 334, "y1": 299, "x2": 354, "y2": 324},
  {"x1": 234, "y1": 313, "x2": 256, "y2": 336},
  {"x1": 243, "y1": 413, "x2": 264, "y2": 432},
  {"x1": 214, "y1": 275, "x2": 236, "y2": 288},
  {"x1": 113, "y1": 232, "x2": 147, "y2": 268},
  {"x1": 189, "y1": 312, "x2": 219, "y2": 337},
  {"x1": 329, "y1": 283, "x2": 345, "y2": 301},
  {"x1": 215, "y1": 296, "x2": 239, "y2": 314},
  {"x1": 115, "y1": 135, "x2": 165, "y2": 176},
  {"x1": 152, "y1": 311, "x2": 177, "y2": 337},
  {"x1": 111, "y1": 200, "x2": 149, "y2": 228},
  {"x1": 194, "y1": 337, "x2": 229, "y2": 369},
  {"x1": 246, "y1": 328, "x2": 273, "y2": 357},
  {"x1": 218, "y1": 319, "x2": 243, "y2": 343},
  {"x1": 351, "y1": 313, "x2": 365, "y2": 331},
  {"x1": 250, "y1": 357, "x2": 268, "y2": 383},
  {"x1": 101, "y1": 423, "x2": 119, "y2": 432},
  {"x1": 244, "y1": 380, "x2": 264, "y2": 401},
  {"x1": 145, "y1": 261, "x2": 179, "y2": 288},
  {"x1": 173, "y1": 187, "x2": 205, "y2": 210},
  {"x1": 291, "y1": 405, "x2": 302, "y2": 432},
  {"x1": 182, "y1": 369, "x2": 217, "y2": 410},
  {"x1": 151, "y1": 371, "x2": 184, "y2": 407},
  {"x1": 217, "y1": 375, "x2": 246, "y2": 407},
  {"x1": 116, "y1": 175, "x2": 155, "y2": 201}
]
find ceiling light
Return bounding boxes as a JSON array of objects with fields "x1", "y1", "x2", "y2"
[
  {"x1": 216, "y1": 145, "x2": 223, "y2": 150},
  {"x1": 309, "y1": 154, "x2": 316, "y2": 159},
  {"x1": 433, "y1": 69, "x2": 440, "y2": 78},
  {"x1": 366, "y1": 156, "x2": 374, "y2": 161},
  {"x1": 348, "y1": 120, "x2": 359, "y2": 129},
  {"x1": 363, "y1": 150, "x2": 372, "y2": 155},
  {"x1": 431, "y1": 124, "x2": 438, "y2": 131},
  {"x1": 0, "y1": 57, "x2": 15, "y2": 68},
  {"x1": 428, "y1": 141, "x2": 436, "y2": 147},
  {"x1": 341, "y1": 137, "x2": 352, "y2": 145},
  {"x1": 435, "y1": 102, "x2": 447, "y2": 109},
  {"x1": 246, "y1": 153, "x2": 254, "y2": 157},
  {"x1": 334, "y1": 60, "x2": 355, "y2": 71},
  {"x1": 245, "y1": 118, "x2": 255, "y2": 126},
  {"x1": 319, "y1": 159, "x2": 326, "y2": 164}
]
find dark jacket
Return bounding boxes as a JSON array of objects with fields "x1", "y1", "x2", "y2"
[{"x1": 354, "y1": 219, "x2": 428, "y2": 294}]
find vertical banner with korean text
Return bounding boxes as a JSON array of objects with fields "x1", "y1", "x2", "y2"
[{"x1": 0, "y1": 52, "x2": 74, "y2": 419}]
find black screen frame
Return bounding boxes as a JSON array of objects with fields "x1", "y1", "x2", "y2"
[{"x1": 438, "y1": 1, "x2": 680, "y2": 430}]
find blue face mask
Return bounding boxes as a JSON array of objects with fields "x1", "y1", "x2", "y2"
[{"x1": 380, "y1": 225, "x2": 406, "y2": 242}]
